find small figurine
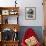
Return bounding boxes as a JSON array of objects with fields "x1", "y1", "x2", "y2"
[
  {"x1": 5, "y1": 18, "x2": 8, "y2": 24},
  {"x1": 15, "y1": 0, "x2": 17, "y2": 7}
]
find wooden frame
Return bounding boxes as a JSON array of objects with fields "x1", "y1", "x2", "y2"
[
  {"x1": 25, "y1": 7, "x2": 36, "y2": 20},
  {"x1": 2, "y1": 10, "x2": 9, "y2": 15},
  {"x1": 0, "y1": 32, "x2": 1, "y2": 41},
  {"x1": 0, "y1": 15, "x2": 1, "y2": 24}
]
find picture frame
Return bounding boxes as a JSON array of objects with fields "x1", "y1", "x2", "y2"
[
  {"x1": 2, "y1": 10, "x2": 9, "y2": 15},
  {"x1": 25, "y1": 7, "x2": 36, "y2": 20}
]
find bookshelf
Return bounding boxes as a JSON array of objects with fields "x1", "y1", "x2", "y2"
[{"x1": 0, "y1": 7, "x2": 20, "y2": 46}]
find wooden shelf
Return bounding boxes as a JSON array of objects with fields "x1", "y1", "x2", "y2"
[
  {"x1": 2, "y1": 40, "x2": 19, "y2": 42},
  {"x1": 1, "y1": 40, "x2": 19, "y2": 46},
  {"x1": 0, "y1": 7, "x2": 19, "y2": 46},
  {"x1": 0, "y1": 7, "x2": 19, "y2": 10},
  {"x1": 0, "y1": 24, "x2": 20, "y2": 32},
  {"x1": 0, "y1": 7, "x2": 19, "y2": 16}
]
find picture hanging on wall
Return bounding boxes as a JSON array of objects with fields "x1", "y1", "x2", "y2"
[{"x1": 25, "y1": 7, "x2": 36, "y2": 20}]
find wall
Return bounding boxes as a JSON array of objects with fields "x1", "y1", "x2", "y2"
[
  {"x1": 18, "y1": 0, "x2": 44, "y2": 26},
  {"x1": 0, "y1": 0, "x2": 44, "y2": 26}
]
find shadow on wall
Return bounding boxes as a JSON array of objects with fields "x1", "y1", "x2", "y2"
[{"x1": 18, "y1": 26, "x2": 43, "y2": 44}]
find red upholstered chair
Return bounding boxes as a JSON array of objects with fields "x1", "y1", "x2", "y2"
[{"x1": 21, "y1": 28, "x2": 41, "y2": 46}]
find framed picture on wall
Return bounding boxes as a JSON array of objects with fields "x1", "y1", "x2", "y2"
[{"x1": 25, "y1": 7, "x2": 36, "y2": 20}]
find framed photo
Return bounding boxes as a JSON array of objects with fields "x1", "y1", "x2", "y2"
[
  {"x1": 25, "y1": 7, "x2": 36, "y2": 20},
  {"x1": 2, "y1": 10, "x2": 9, "y2": 15}
]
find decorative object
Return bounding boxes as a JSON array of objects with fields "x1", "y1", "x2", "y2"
[
  {"x1": 2, "y1": 16, "x2": 8, "y2": 24},
  {"x1": 2, "y1": 28, "x2": 13, "y2": 41},
  {"x1": 5, "y1": 18, "x2": 8, "y2": 24},
  {"x1": 25, "y1": 7, "x2": 36, "y2": 20},
  {"x1": 13, "y1": 32, "x2": 18, "y2": 41},
  {"x1": 15, "y1": 0, "x2": 17, "y2": 7},
  {"x1": 9, "y1": 10, "x2": 18, "y2": 15},
  {"x1": 2, "y1": 10, "x2": 9, "y2": 15},
  {"x1": 14, "y1": 29, "x2": 17, "y2": 32}
]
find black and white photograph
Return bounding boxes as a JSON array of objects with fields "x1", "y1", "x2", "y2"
[{"x1": 25, "y1": 7, "x2": 36, "y2": 20}]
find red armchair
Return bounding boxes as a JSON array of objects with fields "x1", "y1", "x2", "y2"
[{"x1": 21, "y1": 28, "x2": 41, "y2": 46}]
